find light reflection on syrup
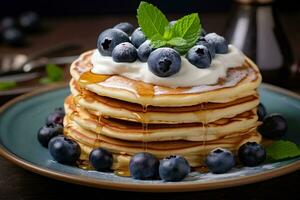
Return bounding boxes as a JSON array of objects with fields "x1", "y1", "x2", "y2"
[{"x1": 114, "y1": 168, "x2": 131, "y2": 177}]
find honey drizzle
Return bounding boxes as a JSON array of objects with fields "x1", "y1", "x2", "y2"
[
  {"x1": 78, "y1": 71, "x2": 110, "y2": 87},
  {"x1": 93, "y1": 115, "x2": 102, "y2": 149},
  {"x1": 141, "y1": 105, "x2": 149, "y2": 152}
]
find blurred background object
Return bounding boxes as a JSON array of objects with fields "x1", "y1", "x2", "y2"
[{"x1": 225, "y1": 0, "x2": 296, "y2": 87}]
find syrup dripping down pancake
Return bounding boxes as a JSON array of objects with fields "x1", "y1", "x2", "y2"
[
  {"x1": 65, "y1": 96, "x2": 259, "y2": 142},
  {"x1": 70, "y1": 79, "x2": 260, "y2": 124}
]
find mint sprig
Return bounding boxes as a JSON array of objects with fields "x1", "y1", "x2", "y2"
[
  {"x1": 266, "y1": 140, "x2": 300, "y2": 162},
  {"x1": 137, "y1": 1, "x2": 201, "y2": 54},
  {"x1": 40, "y1": 64, "x2": 64, "y2": 84}
]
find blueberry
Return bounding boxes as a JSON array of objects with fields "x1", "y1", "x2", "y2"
[
  {"x1": 200, "y1": 28, "x2": 207, "y2": 37},
  {"x1": 238, "y1": 142, "x2": 266, "y2": 167},
  {"x1": 49, "y1": 136, "x2": 81, "y2": 165},
  {"x1": 113, "y1": 22, "x2": 134, "y2": 36},
  {"x1": 112, "y1": 42, "x2": 137, "y2": 62},
  {"x1": 131, "y1": 27, "x2": 146, "y2": 48},
  {"x1": 258, "y1": 114, "x2": 288, "y2": 139},
  {"x1": 148, "y1": 47, "x2": 181, "y2": 77},
  {"x1": 97, "y1": 28, "x2": 130, "y2": 56},
  {"x1": 2, "y1": 28, "x2": 24, "y2": 46},
  {"x1": 54, "y1": 107, "x2": 65, "y2": 116},
  {"x1": 196, "y1": 37, "x2": 215, "y2": 57},
  {"x1": 205, "y1": 148, "x2": 235, "y2": 174},
  {"x1": 205, "y1": 33, "x2": 228, "y2": 54},
  {"x1": 137, "y1": 40, "x2": 152, "y2": 62},
  {"x1": 37, "y1": 124, "x2": 63, "y2": 148},
  {"x1": 159, "y1": 155, "x2": 190, "y2": 182},
  {"x1": 169, "y1": 20, "x2": 177, "y2": 26},
  {"x1": 186, "y1": 45, "x2": 212, "y2": 68},
  {"x1": 129, "y1": 152, "x2": 159, "y2": 180},
  {"x1": 89, "y1": 148, "x2": 113, "y2": 171},
  {"x1": 19, "y1": 11, "x2": 40, "y2": 32},
  {"x1": 46, "y1": 108, "x2": 65, "y2": 126},
  {"x1": 1, "y1": 17, "x2": 17, "y2": 31},
  {"x1": 257, "y1": 103, "x2": 267, "y2": 121}
]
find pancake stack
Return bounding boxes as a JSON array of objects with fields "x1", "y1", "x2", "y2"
[{"x1": 64, "y1": 50, "x2": 262, "y2": 173}]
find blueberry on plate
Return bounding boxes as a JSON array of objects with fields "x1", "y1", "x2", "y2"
[
  {"x1": 112, "y1": 42, "x2": 137, "y2": 62},
  {"x1": 19, "y1": 11, "x2": 40, "y2": 32},
  {"x1": 205, "y1": 148, "x2": 235, "y2": 174},
  {"x1": 89, "y1": 148, "x2": 113, "y2": 171},
  {"x1": 129, "y1": 152, "x2": 159, "y2": 180},
  {"x1": 137, "y1": 40, "x2": 152, "y2": 62},
  {"x1": 258, "y1": 113, "x2": 288, "y2": 139},
  {"x1": 2, "y1": 28, "x2": 24, "y2": 46},
  {"x1": 148, "y1": 47, "x2": 181, "y2": 77},
  {"x1": 131, "y1": 27, "x2": 147, "y2": 48},
  {"x1": 186, "y1": 45, "x2": 212, "y2": 68},
  {"x1": 113, "y1": 22, "x2": 134, "y2": 36},
  {"x1": 54, "y1": 107, "x2": 65, "y2": 116},
  {"x1": 196, "y1": 37, "x2": 215, "y2": 57},
  {"x1": 97, "y1": 28, "x2": 130, "y2": 56},
  {"x1": 159, "y1": 155, "x2": 190, "y2": 182},
  {"x1": 1, "y1": 17, "x2": 17, "y2": 31},
  {"x1": 46, "y1": 108, "x2": 65, "y2": 126},
  {"x1": 238, "y1": 142, "x2": 266, "y2": 167},
  {"x1": 37, "y1": 124, "x2": 63, "y2": 148},
  {"x1": 204, "y1": 33, "x2": 228, "y2": 54},
  {"x1": 257, "y1": 103, "x2": 267, "y2": 121},
  {"x1": 49, "y1": 136, "x2": 81, "y2": 165}
]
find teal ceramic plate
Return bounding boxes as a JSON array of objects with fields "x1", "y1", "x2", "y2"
[{"x1": 0, "y1": 83, "x2": 300, "y2": 192}]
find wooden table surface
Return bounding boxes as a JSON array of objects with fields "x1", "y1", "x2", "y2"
[{"x1": 0, "y1": 13, "x2": 299, "y2": 199}]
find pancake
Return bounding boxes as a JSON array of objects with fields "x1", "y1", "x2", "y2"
[
  {"x1": 70, "y1": 50, "x2": 262, "y2": 107},
  {"x1": 70, "y1": 78, "x2": 260, "y2": 124},
  {"x1": 64, "y1": 113, "x2": 261, "y2": 168},
  {"x1": 65, "y1": 96, "x2": 259, "y2": 142}
]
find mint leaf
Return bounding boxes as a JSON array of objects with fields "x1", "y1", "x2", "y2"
[
  {"x1": 40, "y1": 64, "x2": 64, "y2": 84},
  {"x1": 171, "y1": 13, "x2": 201, "y2": 54},
  {"x1": 150, "y1": 34, "x2": 167, "y2": 48},
  {"x1": 0, "y1": 81, "x2": 17, "y2": 90},
  {"x1": 137, "y1": 1, "x2": 169, "y2": 40},
  {"x1": 163, "y1": 26, "x2": 173, "y2": 40},
  {"x1": 166, "y1": 37, "x2": 187, "y2": 46},
  {"x1": 266, "y1": 140, "x2": 300, "y2": 161},
  {"x1": 151, "y1": 40, "x2": 167, "y2": 48}
]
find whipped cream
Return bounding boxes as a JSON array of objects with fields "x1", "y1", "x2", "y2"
[{"x1": 91, "y1": 45, "x2": 245, "y2": 88}]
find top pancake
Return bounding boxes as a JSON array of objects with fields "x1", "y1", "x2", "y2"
[{"x1": 70, "y1": 50, "x2": 261, "y2": 107}]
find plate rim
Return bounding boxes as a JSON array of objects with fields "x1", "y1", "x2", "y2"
[{"x1": 0, "y1": 83, "x2": 300, "y2": 192}]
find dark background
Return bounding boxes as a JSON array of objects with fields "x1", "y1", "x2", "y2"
[{"x1": 0, "y1": 0, "x2": 299, "y2": 16}]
